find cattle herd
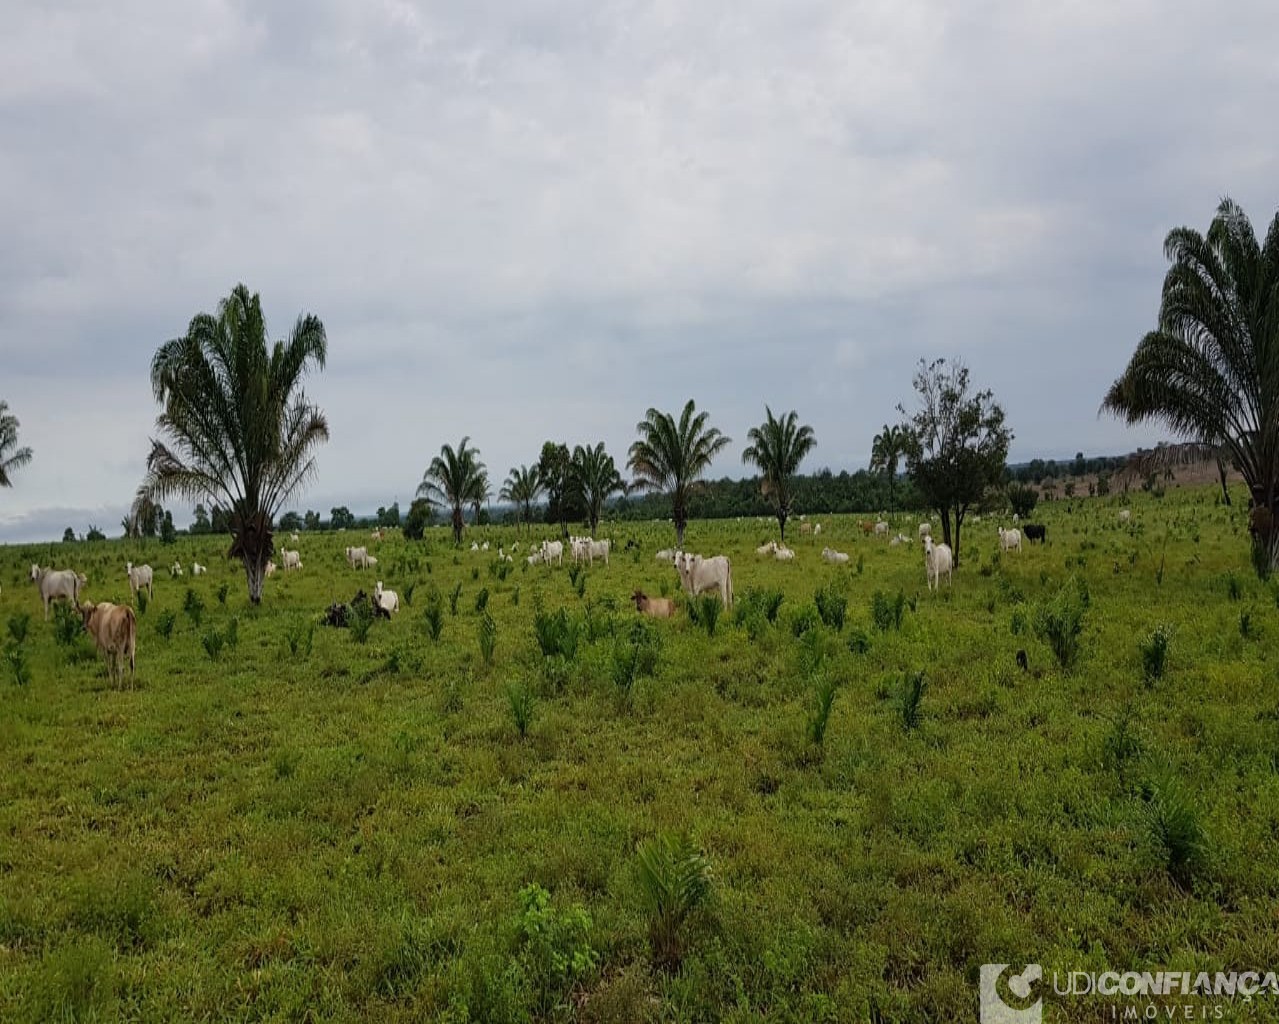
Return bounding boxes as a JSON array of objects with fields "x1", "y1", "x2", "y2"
[{"x1": 19, "y1": 507, "x2": 1097, "y2": 687}]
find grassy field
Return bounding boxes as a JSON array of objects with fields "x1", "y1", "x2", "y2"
[{"x1": 2, "y1": 488, "x2": 1278, "y2": 1022}]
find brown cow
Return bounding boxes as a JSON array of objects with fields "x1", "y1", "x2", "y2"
[
  {"x1": 632, "y1": 589, "x2": 675, "y2": 619},
  {"x1": 79, "y1": 601, "x2": 137, "y2": 687}
]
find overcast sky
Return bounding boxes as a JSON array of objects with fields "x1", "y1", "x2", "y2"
[{"x1": 1, "y1": 1, "x2": 1276, "y2": 542}]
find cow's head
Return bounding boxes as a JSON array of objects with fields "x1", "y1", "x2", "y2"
[{"x1": 631, "y1": 589, "x2": 647, "y2": 610}]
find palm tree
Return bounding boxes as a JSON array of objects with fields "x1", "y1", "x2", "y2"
[
  {"x1": 627, "y1": 399, "x2": 731, "y2": 548},
  {"x1": 1102, "y1": 198, "x2": 1279, "y2": 577},
  {"x1": 740, "y1": 406, "x2": 816, "y2": 541},
  {"x1": 0, "y1": 400, "x2": 33, "y2": 487},
  {"x1": 137, "y1": 284, "x2": 328, "y2": 602},
  {"x1": 869, "y1": 424, "x2": 907, "y2": 511},
  {"x1": 570, "y1": 442, "x2": 625, "y2": 535},
  {"x1": 500, "y1": 464, "x2": 543, "y2": 533},
  {"x1": 417, "y1": 438, "x2": 486, "y2": 544}
]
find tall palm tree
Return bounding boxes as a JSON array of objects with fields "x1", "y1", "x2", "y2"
[
  {"x1": 1102, "y1": 198, "x2": 1279, "y2": 577},
  {"x1": 570, "y1": 442, "x2": 625, "y2": 535},
  {"x1": 417, "y1": 438, "x2": 486, "y2": 544},
  {"x1": 500, "y1": 464, "x2": 543, "y2": 533},
  {"x1": 627, "y1": 399, "x2": 731, "y2": 548},
  {"x1": 741, "y1": 406, "x2": 816, "y2": 541},
  {"x1": 0, "y1": 400, "x2": 33, "y2": 487},
  {"x1": 137, "y1": 284, "x2": 328, "y2": 602},
  {"x1": 869, "y1": 424, "x2": 907, "y2": 511}
]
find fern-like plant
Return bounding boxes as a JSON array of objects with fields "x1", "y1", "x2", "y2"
[{"x1": 636, "y1": 833, "x2": 711, "y2": 970}]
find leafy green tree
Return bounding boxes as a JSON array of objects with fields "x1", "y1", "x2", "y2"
[
  {"x1": 136, "y1": 284, "x2": 329, "y2": 602},
  {"x1": 62, "y1": 527, "x2": 75, "y2": 544},
  {"x1": 377, "y1": 502, "x2": 400, "y2": 528},
  {"x1": 869, "y1": 424, "x2": 908, "y2": 511},
  {"x1": 899, "y1": 359, "x2": 1012, "y2": 566},
  {"x1": 0, "y1": 401, "x2": 32, "y2": 487},
  {"x1": 278, "y1": 510, "x2": 302, "y2": 533},
  {"x1": 741, "y1": 406, "x2": 816, "y2": 541},
  {"x1": 330, "y1": 506, "x2": 355, "y2": 531},
  {"x1": 417, "y1": 437, "x2": 487, "y2": 544},
  {"x1": 160, "y1": 510, "x2": 177, "y2": 544},
  {"x1": 500, "y1": 464, "x2": 543, "y2": 533},
  {"x1": 191, "y1": 503, "x2": 212, "y2": 534},
  {"x1": 210, "y1": 505, "x2": 232, "y2": 534},
  {"x1": 303, "y1": 509, "x2": 320, "y2": 531},
  {"x1": 403, "y1": 497, "x2": 433, "y2": 540},
  {"x1": 1104, "y1": 199, "x2": 1279, "y2": 574},
  {"x1": 570, "y1": 442, "x2": 625, "y2": 535},
  {"x1": 86, "y1": 524, "x2": 106, "y2": 542},
  {"x1": 628, "y1": 400, "x2": 731, "y2": 548},
  {"x1": 537, "y1": 442, "x2": 578, "y2": 536}
]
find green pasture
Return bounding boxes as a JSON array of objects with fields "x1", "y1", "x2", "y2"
[{"x1": 2, "y1": 488, "x2": 1278, "y2": 1021}]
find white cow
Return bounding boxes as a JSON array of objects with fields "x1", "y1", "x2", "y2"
[
  {"x1": 192, "y1": 562, "x2": 207, "y2": 576},
  {"x1": 481, "y1": 541, "x2": 489, "y2": 552},
  {"x1": 918, "y1": 522, "x2": 932, "y2": 539},
  {"x1": 526, "y1": 550, "x2": 544, "y2": 566},
  {"x1": 30, "y1": 565, "x2": 85, "y2": 620},
  {"x1": 345, "y1": 546, "x2": 370, "y2": 569},
  {"x1": 674, "y1": 551, "x2": 733, "y2": 607},
  {"x1": 471, "y1": 541, "x2": 479, "y2": 552},
  {"x1": 126, "y1": 562, "x2": 154, "y2": 599},
  {"x1": 889, "y1": 533, "x2": 911, "y2": 547},
  {"x1": 874, "y1": 520, "x2": 889, "y2": 537},
  {"x1": 541, "y1": 539, "x2": 564, "y2": 567},
  {"x1": 373, "y1": 581, "x2": 399, "y2": 615},
  {"x1": 570, "y1": 536, "x2": 590, "y2": 565},
  {"x1": 821, "y1": 546, "x2": 850, "y2": 564},
  {"x1": 814, "y1": 523, "x2": 822, "y2": 536},
  {"x1": 923, "y1": 535, "x2": 953, "y2": 591},
  {"x1": 655, "y1": 548, "x2": 675, "y2": 563},
  {"x1": 586, "y1": 538, "x2": 610, "y2": 566},
  {"x1": 773, "y1": 544, "x2": 796, "y2": 561},
  {"x1": 290, "y1": 532, "x2": 300, "y2": 543},
  {"x1": 1119, "y1": 509, "x2": 1131, "y2": 522},
  {"x1": 281, "y1": 549, "x2": 302, "y2": 570},
  {"x1": 265, "y1": 560, "x2": 277, "y2": 577},
  {"x1": 998, "y1": 527, "x2": 1022, "y2": 553},
  {"x1": 169, "y1": 561, "x2": 184, "y2": 578},
  {"x1": 756, "y1": 540, "x2": 776, "y2": 556}
]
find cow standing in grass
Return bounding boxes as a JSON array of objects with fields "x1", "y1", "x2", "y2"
[{"x1": 80, "y1": 601, "x2": 137, "y2": 687}]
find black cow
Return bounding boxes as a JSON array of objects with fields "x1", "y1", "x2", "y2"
[{"x1": 1023, "y1": 523, "x2": 1047, "y2": 543}]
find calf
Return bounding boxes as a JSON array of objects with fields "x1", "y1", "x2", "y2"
[
  {"x1": 631, "y1": 589, "x2": 675, "y2": 618},
  {"x1": 126, "y1": 562, "x2": 154, "y2": 600},
  {"x1": 79, "y1": 601, "x2": 137, "y2": 687},
  {"x1": 30, "y1": 565, "x2": 84, "y2": 620},
  {"x1": 1023, "y1": 523, "x2": 1047, "y2": 543}
]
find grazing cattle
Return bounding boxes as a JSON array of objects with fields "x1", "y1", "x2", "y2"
[
  {"x1": 586, "y1": 538, "x2": 610, "y2": 566},
  {"x1": 541, "y1": 540, "x2": 564, "y2": 567},
  {"x1": 170, "y1": 561, "x2": 184, "y2": 578},
  {"x1": 1016, "y1": 649, "x2": 1029, "y2": 673},
  {"x1": 526, "y1": 550, "x2": 544, "y2": 566},
  {"x1": 923, "y1": 535, "x2": 953, "y2": 591},
  {"x1": 799, "y1": 522, "x2": 813, "y2": 535},
  {"x1": 290, "y1": 532, "x2": 300, "y2": 543},
  {"x1": 756, "y1": 540, "x2": 776, "y2": 556},
  {"x1": 471, "y1": 541, "x2": 479, "y2": 552},
  {"x1": 918, "y1": 522, "x2": 932, "y2": 539},
  {"x1": 570, "y1": 536, "x2": 590, "y2": 565},
  {"x1": 859, "y1": 520, "x2": 876, "y2": 535},
  {"x1": 29, "y1": 565, "x2": 84, "y2": 620},
  {"x1": 481, "y1": 541, "x2": 489, "y2": 552},
  {"x1": 345, "y1": 546, "x2": 370, "y2": 569},
  {"x1": 814, "y1": 523, "x2": 822, "y2": 536},
  {"x1": 373, "y1": 581, "x2": 399, "y2": 615},
  {"x1": 125, "y1": 562, "x2": 154, "y2": 600},
  {"x1": 655, "y1": 548, "x2": 675, "y2": 563},
  {"x1": 874, "y1": 520, "x2": 889, "y2": 537},
  {"x1": 773, "y1": 544, "x2": 796, "y2": 561},
  {"x1": 366, "y1": 555, "x2": 378, "y2": 568},
  {"x1": 631, "y1": 589, "x2": 675, "y2": 618},
  {"x1": 1023, "y1": 524, "x2": 1047, "y2": 543},
  {"x1": 265, "y1": 560, "x2": 277, "y2": 577},
  {"x1": 79, "y1": 601, "x2": 136, "y2": 687},
  {"x1": 1012, "y1": 513, "x2": 1020, "y2": 522},
  {"x1": 889, "y1": 533, "x2": 911, "y2": 546},
  {"x1": 192, "y1": 562, "x2": 207, "y2": 576},
  {"x1": 821, "y1": 546, "x2": 850, "y2": 564},
  {"x1": 1118, "y1": 509, "x2": 1131, "y2": 522},
  {"x1": 998, "y1": 527, "x2": 1022, "y2": 553},
  {"x1": 281, "y1": 549, "x2": 302, "y2": 570},
  {"x1": 371, "y1": 529, "x2": 384, "y2": 541},
  {"x1": 674, "y1": 552, "x2": 733, "y2": 607}
]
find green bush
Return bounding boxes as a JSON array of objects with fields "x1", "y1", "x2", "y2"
[
  {"x1": 870, "y1": 590, "x2": 905, "y2": 631},
  {"x1": 349, "y1": 599, "x2": 374, "y2": 644},
  {"x1": 422, "y1": 591, "x2": 444, "y2": 642},
  {"x1": 155, "y1": 610, "x2": 176, "y2": 641},
  {"x1": 1033, "y1": 575, "x2": 1088, "y2": 670},
  {"x1": 478, "y1": 612, "x2": 497, "y2": 666},
  {"x1": 201, "y1": 628, "x2": 225, "y2": 662},
  {"x1": 806, "y1": 675, "x2": 838, "y2": 746},
  {"x1": 636, "y1": 833, "x2": 711, "y2": 970},
  {"x1": 52, "y1": 601, "x2": 81, "y2": 647},
  {"x1": 846, "y1": 628, "x2": 870, "y2": 655},
  {"x1": 533, "y1": 605, "x2": 580, "y2": 661},
  {"x1": 216, "y1": 583, "x2": 229, "y2": 606},
  {"x1": 1007, "y1": 482, "x2": 1039, "y2": 518},
  {"x1": 1139, "y1": 624, "x2": 1171, "y2": 683},
  {"x1": 896, "y1": 671, "x2": 927, "y2": 731},
  {"x1": 790, "y1": 603, "x2": 820, "y2": 637},
  {"x1": 515, "y1": 883, "x2": 599, "y2": 1016},
  {"x1": 474, "y1": 587, "x2": 490, "y2": 613},
  {"x1": 5, "y1": 642, "x2": 31, "y2": 686},
  {"x1": 1141, "y1": 762, "x2": 1209, "y2": 889},
  {"x1": 7, "y1": 613, "x2": 30, "y2": 645},
  {"x1": 285, "y1": 618, "x2": 314, "y2": 658},
  {"x1": 183, "y1": 588, "x2": 204, "y2": 627},
  {"x1": 813, "y1": 585, "x2": 847, "y2": 631},
  {"x1": 448, "y1": 582, "x2": 463, "y2": 616},
  {"x1": 687, "y1": 594, "x2": 721, "y2": 636},
  {"x1": 506, "y1": 680, "x2": 534, "y2": 737}
]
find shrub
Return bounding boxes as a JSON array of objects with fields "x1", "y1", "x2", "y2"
[
  {"x1": 610, "y1": 620, "x2": 661, "y2": 697},
  {"x1": 1225, "y1": 571, "x2": 1243, "y2": 601},
  {"x1": 216, "y1": 583, "x2": 229, "y2": 606},
  {"x1": 533, "y1": 605, "x2": 580, "y2": 661},
  {"x1": 135, "y1": 589, "x2": 148, "y2": 616},
  {"x1": 814, "y1": 585, "x2": 847, "y2": 631},
  {"x1": 1239, "y1": 609, "x2": 1255, "y2": 640},
  {"x1": 1007, "y1": 482, "x2": 1039, "y2": 518},
  {"x1": 870, "y1": 590, "x2": 905, "y2": 632},
  {"x1": 1140, "y1": 624, "x2": 1172, "y2": 683},
  {"x1": 1010, "y1": 608, "x2": 1027, "y2": 635},
  {"x1": 402, "y1": 581, "x2": 416, "y2": 607},
  {"x1": 733, "y1": 588, "x2": 783, "y2": 628},
  {"x1": 183, "y1": 588, "x2": 204, "y2": 627},
  {"x1": 223, "y1": 617, "x2": 239, "y2": 649},
  {"x1": 5, "y1": 643, "x2": 31, "y2": 687},
  {"x1": 636, "y1": 833, "x2": 711, "y2": 970},
  {"x1": 478, "y1": 612, "x2": 497, "y2": 666},
  {"x1": 806, "y1": 675, "x2": 838, "y2": 746},
  {"x1": 155, "y1": 610, "x2": 176, "y2": 641},
  {"x1": 201, "y1": 628, "x2": 225, "y2": 662},
  {"x1": 574, "y1": 573, "x2": 587, "y2": 600},
  {"x1": 1033, "y1": 575, "x2": 1088, "y2": 670},
  {"x1": 474, "y1": 587, "x2": 490, "y2": 613},
  {"x1": 422, "y1": 592, "x2": 444, "y2": 642},
  {"x1": 896, "y1": 671, "x2": 927, "y2": 731},
  {"x1": 506, "y1": 680, "x2": 534, "y2": 737},
  {"x1": 448, "y1": 582, "x2": 462, "y2": 616},
  {"x1": 789, "y1": 603, "x2": 820, "y2": 638},
  {"x1": 1141, "y1": 762, "x2": 1209, "y2": 889},
  {"x1": 1102, "y1": 708, "x2": 1141, "y2": 783},
  {"x1": 349, "y1": 599, "x2": 374, "y2": 643},
  {"x1": 285, "y1": 618, "x2": 314, "y2": 658},
  {"x1": 846, "y1": 628, "x2": 870, "y2": 655},
  {"x1": 515, "y1": 884, "x2": 599, "y2": 1016},
  {"x1": 7, "y1": 613, "x2": 30, "y2": 644},
  {"x1": 52, "y1": 602, "x2": 81, "y2": 647},
  {"x1": 688, "y1": 594, "x2": 721, "y2": 636}
]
